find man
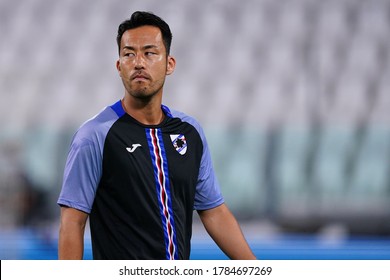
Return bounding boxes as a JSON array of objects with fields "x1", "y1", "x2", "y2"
[{"x1": 58, "y1": 11, "x2": 256, "y2": 260}]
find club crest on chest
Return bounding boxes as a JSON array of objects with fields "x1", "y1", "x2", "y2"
[{"x1": 170, "y1": 134, "x2": 187, "y2": 155}]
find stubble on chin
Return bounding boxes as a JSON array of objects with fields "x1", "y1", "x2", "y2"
[{"x1": 128, "y1": 85, "x2": 158, "y2": 101}]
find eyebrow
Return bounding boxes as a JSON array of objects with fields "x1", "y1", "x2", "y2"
[{"x1": 122, "y1": 45, "x2": 159, "y2": 51}]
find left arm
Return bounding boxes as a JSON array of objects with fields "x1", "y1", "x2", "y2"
[{"x1": 197, "y1": 203, "x2": 257, "y2": 260}]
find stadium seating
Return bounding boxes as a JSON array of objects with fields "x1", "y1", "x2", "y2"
[{"x1": 0, "y1": 0, "x2": 389, "y2": 234}]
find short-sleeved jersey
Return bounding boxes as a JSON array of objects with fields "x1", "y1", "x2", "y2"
[{"x1": 57, "y1": 100, "x2": 224, "y2": 260}]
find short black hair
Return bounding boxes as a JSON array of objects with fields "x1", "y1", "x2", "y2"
[{"x1": 116, "y1": 11, "x2": 172, "y2": 56}]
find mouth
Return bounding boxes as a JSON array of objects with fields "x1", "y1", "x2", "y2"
[{"x1": 131, "y1": 72, "x2": 150, "y2": 81}]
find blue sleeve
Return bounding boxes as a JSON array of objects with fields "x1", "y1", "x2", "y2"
[
  {"x1": 194, "y1": 128, "x2": 225, "y2": 210},
  {"x1": 57, "y1": 105, "x2": 119, "y2": 213},
  {"x1": 57, "y1": 137, "x2": 102, "y2": 213},
  {"x1": 169, "y1": 109, "x2": 224, "y2": 210}
]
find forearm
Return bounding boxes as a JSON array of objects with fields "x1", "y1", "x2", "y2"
[
  {"x1": 58, "y1": 223, "x2": 85, "y2": 259},
  {"x1": 198, "y1": 204, "x2": 256, "y2": 260},
  {"x1": 58, "y1": 207, "x2": 88, "y2": 260}
]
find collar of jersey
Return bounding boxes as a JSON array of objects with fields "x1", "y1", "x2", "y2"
[{"x1": 110, "y1": 100, "x2": 173, "y2": 126}]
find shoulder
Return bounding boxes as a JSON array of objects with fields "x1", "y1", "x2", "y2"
[
  {"x1": 72, "y1": 103, "x2": 122, "y2": 146},
  {"x1": 166, "y1": 107, "x2": 206, "y2": 139}
]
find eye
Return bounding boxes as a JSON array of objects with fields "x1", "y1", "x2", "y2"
[
  {"x1": 145, "y1": 51, "x2": 156, "y2": 56},
  {"x1": 123, "y1": 52, "x2": 134, "y2": 57}
]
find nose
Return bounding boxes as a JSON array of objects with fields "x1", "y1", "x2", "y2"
[{"x1": 134, "y1": 54, "x2": 145, "y2": 69}]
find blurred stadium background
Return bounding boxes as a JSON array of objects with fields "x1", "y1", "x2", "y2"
[{"x1": 1, "y1": 0, "x2": 390, "y2": 259}]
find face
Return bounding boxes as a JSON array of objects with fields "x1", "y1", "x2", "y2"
[{"x1": 116, "y1": 25, "x2": 175, "y2": 101}]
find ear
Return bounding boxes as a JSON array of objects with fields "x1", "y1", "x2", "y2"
[
  {"x1": 116, "y1": 59, "x2": 122, "y2": 77},
  {"x1": 166, "y1": 55, "x2": 176, "y2": 75}
]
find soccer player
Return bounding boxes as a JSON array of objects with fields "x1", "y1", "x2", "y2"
[{"x1": 57, "y1": 11, "x2": 256, "y2": 260}]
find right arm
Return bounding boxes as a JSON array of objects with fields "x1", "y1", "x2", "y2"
[{"x1": 58, "y1": 206, "x2": 89, "y2": 260}]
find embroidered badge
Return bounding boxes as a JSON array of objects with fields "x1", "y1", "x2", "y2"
[{"x1": 170, "y1": 134, "x2": 187, "y2": 155}]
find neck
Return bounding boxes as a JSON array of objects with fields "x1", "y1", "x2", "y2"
[{"x1": 121, "y1": 97, "x2": 164, "y2": 125}]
